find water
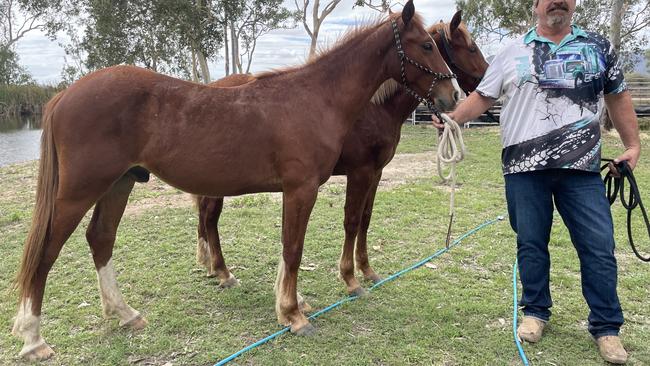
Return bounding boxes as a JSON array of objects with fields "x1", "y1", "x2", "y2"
[{"x1": 0, "y1": 116, "x2": 42, "y2": 167}]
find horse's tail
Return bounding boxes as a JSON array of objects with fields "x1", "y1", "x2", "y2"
[{"x1": 14, "y1": 91, "x2": 65, "y2": 300}]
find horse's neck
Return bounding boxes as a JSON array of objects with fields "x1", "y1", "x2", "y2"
[
  {"x1": 303, "y1": 23, "x2": 396, "y2": 119},
  {"x1": 381, "y1": 88, "x2": 420, "y2": 125}
]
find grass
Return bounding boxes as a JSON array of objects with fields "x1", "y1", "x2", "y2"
[{"x1": 1, "y1": 125, "x2": 649, "y2": 365}]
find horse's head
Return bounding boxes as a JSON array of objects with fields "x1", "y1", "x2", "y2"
[
  {"x1": 430, "y1": 10, "x2": 489, "y2": 93},
  {"x1": 386, "y1": 0, "x2": 459, "y2": 113}
]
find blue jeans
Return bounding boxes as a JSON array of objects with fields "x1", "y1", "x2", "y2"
[{"x1": 505, "y1": 169, "x2": 623, "y2": 338}]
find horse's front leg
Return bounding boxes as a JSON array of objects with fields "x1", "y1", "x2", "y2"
[
  {"x1": 274, "y1": 180, "x2": 318, "y2": 336},
  {"x1": 355, "y1": 173, "x2": 382, "y2": 283}
]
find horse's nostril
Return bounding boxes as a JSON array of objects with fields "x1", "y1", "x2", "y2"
[{"x1": 453, "y1": 91, "x2": 460, "y2": 102}]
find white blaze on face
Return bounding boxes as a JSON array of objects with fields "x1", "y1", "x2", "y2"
[
  {"x1": 13, "y1": 298, "x2": 46, "y2": 356},
  {"x1": 96, "y1": 259, "x2": 140, "y2": 325}
]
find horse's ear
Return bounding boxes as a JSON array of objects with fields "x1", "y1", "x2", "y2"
[
  {"x1": 402, "y1": 0, "x2": 415, "y2": 26},
  {"x1": 450, "y1": 10, "x2": 462, "y2": 34},
  {"x1": 388, "y1": 7, "x2": 393, "y2": 15}
]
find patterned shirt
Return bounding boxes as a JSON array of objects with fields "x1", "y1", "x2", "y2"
[{"x1": 476, "y1": 25, "x2": 627, "y2": 175}]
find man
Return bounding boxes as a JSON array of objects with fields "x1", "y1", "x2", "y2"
[{"x1": 432, "y1": 0, "x2": 640, "y2": 363}]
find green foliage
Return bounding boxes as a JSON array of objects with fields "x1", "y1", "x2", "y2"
[
  {"x1": 0, "y1": 46, "x2": 32, "y2": 85},
  {"x1": 645, "y1": 49, "x2": 650, "y2": 70},
  {"x1": 66, "y1": 0, "x2": 223, "y2": 77}
]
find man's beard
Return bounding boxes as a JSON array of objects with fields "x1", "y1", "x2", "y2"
[{"x1": 547, "y1": 13, "x2": 569, "y2": 27}]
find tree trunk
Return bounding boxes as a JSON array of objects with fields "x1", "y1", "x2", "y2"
[
  {"x1": 224, "y1": 14, "x2": 230, "y2": 75},
  {"x1": 308, "y1": 29, "x2": 319, "y2": 59},
  {"x1": 191, "y1": 47, "x2": 199, "y2": 82},
  {"x1": 196, "y1": 50, "x2": 211, "y2": 83},
  {"x1": 601, "y1": 0, "x2": 624, "y2": 131}
]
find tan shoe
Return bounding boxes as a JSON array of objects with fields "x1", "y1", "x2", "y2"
[
  {"x1": 517, "y1": 316, "x2": 546, "y2": 343},
  {"x1": 596, "y1": 335, "x2": 628, "y2": 364}
]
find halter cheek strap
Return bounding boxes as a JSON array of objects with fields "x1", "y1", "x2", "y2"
[{"x1": 391, "y1": 19, "x2": 456, "y2": 120}]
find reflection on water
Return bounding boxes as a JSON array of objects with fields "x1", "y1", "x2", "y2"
[{"x1": 0, "y1": 115, "x2": 43, "y2": 167}]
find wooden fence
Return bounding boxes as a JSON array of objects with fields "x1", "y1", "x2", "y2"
[{"x1": 409, "y1": 76, "x2": 650, "y2": 125}]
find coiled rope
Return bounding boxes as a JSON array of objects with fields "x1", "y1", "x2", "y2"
[{"x1": 436, "y1": 113, "x2": 467, "y2": 246}]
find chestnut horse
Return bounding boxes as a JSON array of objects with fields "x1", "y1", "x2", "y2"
[
  {"x1": 193, "y1": 11, "x2": 488, "y2": 296},
  {"x1": 12, "y1": 2, "x2": 458, "y2": 360}
]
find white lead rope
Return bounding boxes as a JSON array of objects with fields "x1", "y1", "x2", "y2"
[{"x1": 436, "y1": 113, "x2": 467, "y2": 247}]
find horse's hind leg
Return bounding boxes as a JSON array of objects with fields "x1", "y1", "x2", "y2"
[
  {"x1": 85, "y1": 175, "x2": 147, "y2": 329},
  {"x1": 14, "y1": 197, "x2": 103, "y2": 360},
  {"x1": 339, "y1": 168, "x2": 376, "y2": 296},
  {"x1": 355, "y1": 173, "x2": 382, "y2": 283},
  {"x1": 196, "y1": 196, "x2": 239, "y2": 288}
]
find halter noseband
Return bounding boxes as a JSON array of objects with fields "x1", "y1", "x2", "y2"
[
  {"x1": 391, "y1": 19, "x2": 456, "y2": 119},
  {"x1": 436, "y1": 28, "x2": 483, "y2": 92}
]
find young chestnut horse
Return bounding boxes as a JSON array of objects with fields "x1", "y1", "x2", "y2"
[
  {"x1": 193, "y1": 11, "x2": 488, "y2": 296},
  {"x1": 12, "y1": 2, "x2": 458, "y2": 360}
]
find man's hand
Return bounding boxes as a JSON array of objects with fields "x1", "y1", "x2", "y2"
[
  {"x1": 432, "y1": 112, "x2": 456, "y2": 130},
  {"x1": 614, "y1": 146, "x2": 641, "y2": 171}
]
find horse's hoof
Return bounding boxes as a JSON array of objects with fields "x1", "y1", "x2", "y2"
[
  {"x1": 293, "y1": 323, "x2": 317, "y2": 336},
  {"x1": 121, "y1": 314, "x2": 148, "y2": 330},
  {"x1": 20, "y1": 342, "x2": 54, "y2": 361},
  {"x1": 366, "y1": 274, "x2": 382, "y2": 284},
  {"x1": 219, "y1": 275, "x2": 240, "y2": 288},
  {"x1": 349, "y1": 287, "x2": 367, "y2": 297},
  {"x1": 206, "y1": 271, "x2": 218, "y2": 278}
]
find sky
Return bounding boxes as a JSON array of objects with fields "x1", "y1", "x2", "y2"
[{"x1": 15, "y1": 0, "x2": 495, "y2": 84}]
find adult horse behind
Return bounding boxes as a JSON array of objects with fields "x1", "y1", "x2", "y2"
[
  {"x1": 12, "y1": 1, "x2": 458, "y2": 361},
  {"x1": 193, "y1": 10, "x2": 488, "y2": 296}
]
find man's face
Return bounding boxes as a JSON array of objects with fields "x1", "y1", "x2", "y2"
[{"x1": 534, "y1": 0, "x2": 576, "y2": 28}]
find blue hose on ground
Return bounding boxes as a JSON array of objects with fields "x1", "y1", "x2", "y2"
[
  {"x1": 513, "y1": 259, "x2": 531, "y2": 366},
  {"x1": 214, "y1": 215, "x2": 505, "y2": 366}
]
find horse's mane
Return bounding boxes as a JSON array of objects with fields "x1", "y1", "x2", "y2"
[
  {"x1": 427, "y1": 21, "x2": 473, "y2": 47},
  {"x1": 255, "y1": 12, "x2": 424, "y2": 81}
]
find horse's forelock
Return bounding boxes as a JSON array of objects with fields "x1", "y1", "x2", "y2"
[{"x1": 428, "y1": 21, "x2": 473, "y2": 47}]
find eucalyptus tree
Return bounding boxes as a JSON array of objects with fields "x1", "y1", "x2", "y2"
[
  {"x1": 295, "y1": 0, "x2": 342, "y2": 59},
  {"x1": 27, "y1": 0, "x2": 223, "y2": 84},
  {"x1": 222, "y1": 0, "x2": 298, "y2": 75}
]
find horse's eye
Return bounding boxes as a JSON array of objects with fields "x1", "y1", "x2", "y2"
[
  {"x1": 469, "y1": 45, "x2": 478, "y2": 53},
  {"x1": 423, "y1": 42, "x2": 433, "y2": 51}
]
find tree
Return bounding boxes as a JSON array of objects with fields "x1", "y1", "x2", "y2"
[
  {"x1": 645, "y1": 48, "x2": 650, "y2": 70},
  {"x1": 456, "y1": 0, "x2": 650, "y2": 72},
  {"x1": 0, "y1": 45, "x2": 31, "y2": 84},
  {"x1": 295, "y1": 0, "x2": 342, "y2": 59},
  {"x1": 223, "y1": 0, "x2": 298, "y2": 75},
  {"x1": 31, "y1": 0, "x2": 224, "y2": 83},
  {"x1": 0, "y1": 0, "x2": 44, "y2": 84},
  {"x1": 354, "y1": 0, "x2": 391, "y2": 13}
]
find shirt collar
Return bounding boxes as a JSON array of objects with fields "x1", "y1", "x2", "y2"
[{"x1": 523, "y1": 24, "x2": 588, "y2": 46}]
